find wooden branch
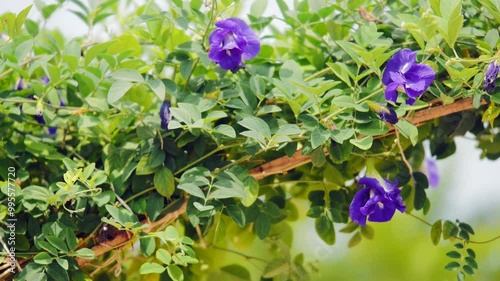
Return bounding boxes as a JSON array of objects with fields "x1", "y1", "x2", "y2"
[
  {"x1": 249, "y1": 97, "x2": 486, "y2": 180},
  {"x1": 76, "y1": 199, "x2": 187, "y2": 267}
]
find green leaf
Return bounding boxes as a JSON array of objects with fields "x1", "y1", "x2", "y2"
[
  {"x1": 226, "y1": 205, "x2": 246, "y2": 227},
  {"x1": 262, "y1": 259, "x2": 290, "y2": 278},
  {"x1": 479, "y1": 0, "x2": 500, "y2": 23},
  {"x1": 437, "y1": 0, "x2": 463, "y2": 48},
  {"x1": 339, "y1": 222, "x2": 359, "y2": 233},
  {"x1": 444, "y1": 261, "x2": 461, "y2": 271},
  {"x1": 348, "y1": 232, "x2": 362, "y2": 248},
  {"x1": 16, "y1": 5, "x2": 33, "y2": 34},
  {"x1": 46, "y1": 262, "x2": 69, "y2": 281},
  {"x1": 108, "y1": 80, "x2": 134, "y2": 104},
  {"x1": 255, "y1": 213, "x2": 271, "y2": 239},
  {"x1": 311, "y1": 127, "x2": 330, "y2": 149},
  {"x1": 210, "y1": 180, "x2": 246, "y2": 199},
  {"x1": 349, "y1": 135, "x2": 373, "y2": 150},
  {"x1": 465, "y1": 257, "x2": 478, "y2": 269},
  {"x1": 414, "y1": 185, "x2": 427, "y2": 210},
  {"x1": 238, "y1": 117, "x2": 272, "y2": 139},
  {"x1": 315, "y1": 215, "x2": 335, "y2": 245},
  {"x1": 214, "y1": 124, "x2": 236, "y2": 138},
  {"x1": 177, "y1": 183, "x2": 205, "y2": 199},
  {"x1": 167, "y1": 264, "x2": 184, "y2": 281},
  {"x1": 311, "y1": 147, "x2": 326, "y2": 167},
  {"x1": 331, "y1": 95, "x2": 355, "y2": 108},
  {"x1": 327, "y1": 140, "x2": 353, "y2": 164},
  {"x1": 279, "y1": 60, "x2": 303, "y2": 80},
  {"x1": 34, "y1": 252, "x2": 53, "y2": 265},
  {"x1": 136, "y1": 155, "x2": 156, "y2": 175},
  {"x1": 73, "y1": 248, "x2": 95, "y2": 259},
  {"x1": 356, "y1": 120, "x2": 389, "y2": 136},
  {"x1": 193, "y1": 202, "x2": 214, "y2": 212},
  {"x1": 462, "y1": 265, "x2": 474, "y2": 275},
  {"x1": 360, "y1": 225, "x2": 374, "y2": 240},
  {"x1": 446, "y1": 251, "x2": 461, "y2": 259},
  {"x1": 156, "y1": 248, "x2": 172, "y2": 265},
  {"x1": 140, "y1": 262, "x2": 166, "y2": 274},
  {"x1": 140, "y1": 236, "x2": 156, "y2": 257},
  {"x1": 146, "y1": 193, "x2": 164, "y2": 221},
  {"x1": 164, "y1": 226, "x2": 179, "y2": 240},
  {"x1": 430, "y1": 220, "x2": 442, "y2": 246},
  {"x1": 466, "y1": 248, "x2": 476, "y2": 259},
  {"x1": 443, "y1": 220, "x2": 456, "y2": 240},
  {"x1": 105, "y1": 205, "x2": 138, "y2": 226},
  {"x1": 459, "y1": 230, "x2": 470, "y2": 241},
  {"x1": 154, "y1": 167, "x2": 175, "y2": 198},
  {"x1": 459, "y1": 222, "x2": 475, "y2": 235},
  {"x1": 85, "y1": 41, "x2": 114, "y2": 65},
  {"x1": 55, "y1": 258, "x2": 69, "y2": 270},
  {"x1": 147, "y1": 79, "x2": 166, "y2": 100},
  {"x1": 307, "y1": 206, "x2": 324, "y2": 218},
  {"x1": 395, "y1": 119, "x2": 418, "y2": 146},
  {"x1": 45, "y1": 236, "x2": 68, "y2": 252}
]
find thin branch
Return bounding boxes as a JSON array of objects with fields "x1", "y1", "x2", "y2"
[
  {"x1": 395, "y1": 128, "x2": 413, "y2": 175},
  {"x1": 250, "y1": 97, "x2": 486, "y2": 180}
]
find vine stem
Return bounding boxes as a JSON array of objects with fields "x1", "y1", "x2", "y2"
[
  {"x1": 395, "y1": 128, "x2": 414, "y2": 175},
  {"x1": 0, "y1": 55, "x2": 47, "y2": 80},
  {"x1": 174, "y1": 142, "x2": 243, "y2": 176},
  {"x1": 304, "y1": 67, "x2": 332, "y2": 82},
  {"x1": 212, "y1": 246, "x2": 269, "y2": 263}
]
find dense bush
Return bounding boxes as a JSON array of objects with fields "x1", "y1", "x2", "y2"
[{"x1": 1, "y1": 0, "x2": 500, "y2": 280}]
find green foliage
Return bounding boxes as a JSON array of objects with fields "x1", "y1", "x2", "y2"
[{"x1": 0, "y1": 0, "x2": 499, "y2": 280}]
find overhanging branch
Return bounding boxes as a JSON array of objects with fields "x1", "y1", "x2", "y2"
[{"x1": 249, "y1": 97, "x2": 486, "y2": 180}]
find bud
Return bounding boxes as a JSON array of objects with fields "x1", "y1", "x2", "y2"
[
  {"x1": 159, "y1": 100, "x2": 171, "y2": 130},
  {"x1": 367, "y1": 101, "x2": 398, "y2": 124},
  {"x1": 15, "y1": 78, "x2": 26, "y2": 90},
  {"x1": 484, "y1": 61, "x2": 499, "y2": 93}
]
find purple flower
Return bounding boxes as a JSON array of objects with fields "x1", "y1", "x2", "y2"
[
  {"x1": 368, "y1": 102, "x2": 398, "y2": 124},
  {"x1": 15, "y1": 78, "x2": 27, "y2": 90},
  {"x1": 208, "y1": 18, "x2": 260, "y2": 72},
  {"x1": 484, "y1": 61, "x2": 499, "y2": 93},
  {"x1": 420, "y1": 157, "x2": 439, "y2": 188},
  {"x1": 17, "y1": 77, "x2": 65, "y2": 135},
  {"x1": 382, "y1": 49, "x2": 435, "y2": 105},
  {"x1": 159, "y1": 100, "x2": 171, "y2": 130},
  {"x1": 349, "y1": 177, "x2": 406, "y2": 226}
]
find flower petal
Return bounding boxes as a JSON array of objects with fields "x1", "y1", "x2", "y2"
[
  {"x1": 484, "y1": 61, "x2": 499, "y2": 93},
  {"x1": 349, "y1": 186, "x2": 371, "y2": 226},
  {"x1": 425, "y1": 157, "x2": 440, "y2": 188},
  {"x1": 159, "y1": 100, "x2": 171, "y2": 130},
  {"x1": 385, "y1": 82, "x2": 400, "y2": 102},
  {"x1": 367, "y1": 197, "x2": 397, "y2": 223},
  {"x1": 382, "y1": 49, "x2": 416, "y2": 85},
  {"x1": 213, "y1": 48, "x2": 243, "y2": 71}
]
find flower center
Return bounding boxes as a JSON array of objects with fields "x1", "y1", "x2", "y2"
[
  {"x1": 401, "y1": 62, "x2": 412, "y2": 73},
  {"x1": 222, "y1": 32, "x2": 239, "y2": 50}
]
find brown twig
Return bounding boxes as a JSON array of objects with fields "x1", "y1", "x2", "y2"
[
  {"x1": 249, "y1": 97, "x2": 487, "y2": 180},
  {"x1": 76, "y1": 199, "x2": 187, "y2": 267}
]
